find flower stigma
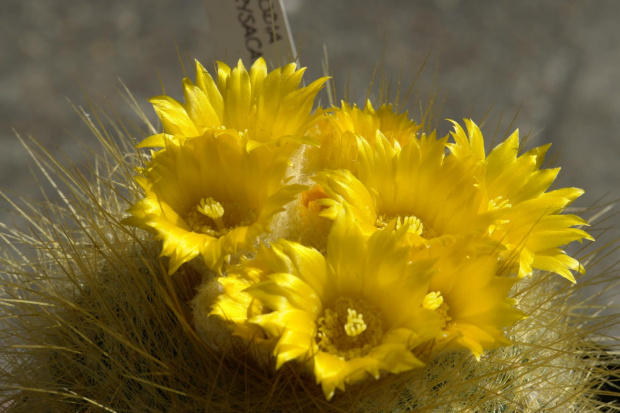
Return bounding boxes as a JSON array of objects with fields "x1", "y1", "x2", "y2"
[
  {"x1": 395, "y1": 215, "x2": 423, "y2": 235},
  {"x1": 376, "y1": 214, "x2": 438, "y2": 238},
  {"x1": 423, "y1": 291, "x2": 452, "y2": 328},
  {"x1": 317, "y1": 297, "x2": 383, "y2": 360},
  {"x1": 344, "y1": 308, "x2": 367, "y2": 337},
  {"x1": 198, "y1": 197, "x2": 225, "y2": 230},
  {"x1": 184, "y1": 197, "x2": 255, "y2": 237}
]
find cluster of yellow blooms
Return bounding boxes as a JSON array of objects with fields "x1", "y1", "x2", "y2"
[{"x1": 123, "y1": 58, "x2": 592, "y2": 400}]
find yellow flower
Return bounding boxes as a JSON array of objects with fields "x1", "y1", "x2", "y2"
[
  {"x1": 314, "y1": 121, "x2": 592, "y2": 281},
  {"x1": 417, "y1": 246, "x2": 525, "y2": 360},
  {"x1": 306, "y1": 100, "x2": 421, "y2": 174},
  {"x1": 313, "y1": 130, "x2": 500, "y2": 248},
  {"x1": 123, "y1": 132, "x2": 305, "y2": 274},
  {"x1": 139, "y1": 58, "x2": 328, "y2": 150},
  {"x1": 447, "y1": 120, "x2": 593, "y2": 280},
  {"x1": 222, "y1": 209, "x2": 443, "y2": 400},
  {"x1": 332, "y1": 100, "x2": 420, "y2": 148},
  {"x1": 209, "y1": 259, "x2": 268, "y2": 340}
]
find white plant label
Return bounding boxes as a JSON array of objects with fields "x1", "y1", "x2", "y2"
[{"x1": 203, "y1": 0, "x2": 297, "y2": 67}]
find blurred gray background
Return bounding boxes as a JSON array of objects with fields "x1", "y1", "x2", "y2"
[{"x1": 1, "y1": 1, "x2": 618, "y2": 333}]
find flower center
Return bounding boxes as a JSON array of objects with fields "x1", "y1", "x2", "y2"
[
  {"x1": 375, "y1": 214, "x2": 438, "y2": 238},
  {"x1": 422, "y1": 291, "x2": 452, "y2": 328},
  {"x1": 184, "y1": 197, "x2": 255, "y2": 237},
  {"x1": 317, "y1": 297, "x2": 383, "y2": 360}
]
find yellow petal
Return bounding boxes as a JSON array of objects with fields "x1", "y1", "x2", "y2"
[
  {"x1": 149, "y1": 95, "x2": 199, "y2": 137},
  {"x1": 246, "y1": 272, "x2": 322, "y2": 316},
  {"x1": 182, "y1": 77, "x2": 221, "y2": 129}
]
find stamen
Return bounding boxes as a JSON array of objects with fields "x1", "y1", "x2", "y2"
[
  {"x1": 344, "y1": 308, "x2": 367, "y2": 336},
  {"x1": 197, "y1": 197, "x2": 225, "y2": 230},
  {"x1": 375, "y1": 214, "x2": 388, "y2": 229}
]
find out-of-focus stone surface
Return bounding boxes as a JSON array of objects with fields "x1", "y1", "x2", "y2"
[{"x1": 1, "y1": 1, "x2": 618, "y2": 332}]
